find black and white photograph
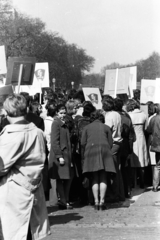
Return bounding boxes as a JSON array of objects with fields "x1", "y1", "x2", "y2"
[{"x1": 0, "y1": 0, "x2": 160, "y2": 239}]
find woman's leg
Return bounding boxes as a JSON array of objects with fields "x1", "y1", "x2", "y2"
[
  {"x1": 138, "y1": 167, "x2": 145, "y2": 188},
  {"x1": 63, "y1": 168, "x2": 75, "y2": 203},
  {"x1": 92, "y1": 172, "x2": 99, "y2": 204},
  {"x1": 56, "y1": 179, "x2": 66, "y2": 204},
  {"x1": 99, "y1": 170, "x2": 107, "y2": 204}
]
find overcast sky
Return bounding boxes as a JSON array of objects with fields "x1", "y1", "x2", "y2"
[{"x1": 12, "y1": 0, "x2": 160, "y2": 73}]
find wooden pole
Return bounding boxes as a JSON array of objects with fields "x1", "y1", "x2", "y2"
[
  {"x1": 114, "y1": 68, "x2": 118, "y2": 98},
  {"x1": 17, "y1": 64, "x2": 23, "y2": 94}
]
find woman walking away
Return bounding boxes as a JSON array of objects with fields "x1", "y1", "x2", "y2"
[
  {"x1": 0, "y1": 94, "x2": 50, "y2": 240},
  {"x1": 81, "y1": 110, "x2": 116, "y2": 210}
]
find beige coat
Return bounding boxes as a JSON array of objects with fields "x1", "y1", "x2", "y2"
[{"x1": 0, "y1": 122, "x2": 50, "y2": 240}]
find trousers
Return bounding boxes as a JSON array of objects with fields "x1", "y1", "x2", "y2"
[{"x1": 153, "y1": 152, "x2": 160, "y2": 189}]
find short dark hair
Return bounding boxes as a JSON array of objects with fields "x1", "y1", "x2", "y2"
[
  {"x1": 83, "y1": 103, "x2": 96, "y2": 117},
  {"x1": 114, "y1": 98, "x2": 123, "y2": 112},
  {"x1": 56, "y1": 104, "x2": 66, "y2": 113},
  {"x1": 102, "y1": 98, "x2": 114, "y2": 111},
  {"x1": 47, "y1": 102, "x2": 57, "y2": 117},
  {"x1": 90, "y1": 110, "x2": 105, "y2": 123}
]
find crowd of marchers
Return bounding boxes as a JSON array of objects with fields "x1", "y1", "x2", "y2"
[{"x1": 0, "y1": 88, "x2": 159, "y2": 240}]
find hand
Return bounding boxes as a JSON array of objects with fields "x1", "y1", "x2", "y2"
[{"x1": 59, "y1": 157, "x2": 65, "y2": 165}]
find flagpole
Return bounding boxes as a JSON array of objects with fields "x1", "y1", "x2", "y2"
[
  {"x1": 114, "y1": 68, "x2": 118, "y2": 98},
  {"x1": 17, "y1": 64, "x2": 23, "y2": 94}
]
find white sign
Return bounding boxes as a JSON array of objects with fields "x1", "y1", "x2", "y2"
[
  {"x1": 0, "y1": 45, "x2": 7, "y2": 74},
  {"x1": 104, "y1": 66, "x2": 137, "y2": 96},
  {"x1": 82, "y1": 87, "x2": 102, "y2": 109},
  {"x1": 32, "y1": 62, "x2": 50, "y2": 93},
  {"x1": 14, "y1": 85, "x2": 37, "y2": 96},
  {"x1": 154, "y1": 78, "x2": 160, "y2": 103},
  {"x1": 140, "y1": 79, "x2": 156, "y2": 103}
]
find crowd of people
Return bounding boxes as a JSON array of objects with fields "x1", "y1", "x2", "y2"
[{"x1": 0, "y1": 88, "x2": 159, "y2": 240}]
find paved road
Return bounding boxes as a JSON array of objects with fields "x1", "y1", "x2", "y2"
[{"x1": 44, "y1": 187, "x2": 160, "y2": 240}]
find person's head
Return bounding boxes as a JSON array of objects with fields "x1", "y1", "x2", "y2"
[
  {"x1": 133, "y1": 89, "x2": 140, "y2": 101},
  {"x1": 126, "y1": 99, "x2": 140, "y2": 112},
  {"x1": 56, "y1": 104, "x2": 66, "y2": 121},
  {"x1": 65, "y1": 99, "x2": 80, "y2": 115},
  {"x1": 29, "y1": 101, "x2": 41, "y2": 116},
  {"x1": 20, "y1": 92, "x2": 31, "y2": 107},
  {"x1": 73, "y1": 90, "x2": 85, "y2": 103},
  {"x1": 90, "y1": 110, "x2": 105, "y2": 123},
  {"x1": 154, "y1": 103, "x2": 160, "y2": 114},
  {"x1": 114, "y1": 98, "x2": 123, "y2": 112},
  {"x1": 82, "y1": 103, "x2": 96, "y2": 117},
  {"x1": 43, "y1": 94, "x2": 54, "y2": 106},
  {"x1": 3, "y1": 94, "x2": 27, "y2": 118},
  {"x1": 147, "y1": 102, "x2": 155, "y2": 117},
  {"x1": 102, "y1": 97, "x2": 114, "y2": 112},
  {"x1": 47, "y1": 101, "x2": 57, "y2": 118}
]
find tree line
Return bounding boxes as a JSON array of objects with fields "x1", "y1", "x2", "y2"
[{"x1": 0, "y1": 0, "x2": 95, "y2": 89}]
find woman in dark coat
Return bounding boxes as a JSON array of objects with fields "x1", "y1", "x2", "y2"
[
  {"x1": 81, "y1": 110, "x2": 116, "y2": 210},
  {"x1": 49, "y1": 104, "x2": 73, "y2": 209}
]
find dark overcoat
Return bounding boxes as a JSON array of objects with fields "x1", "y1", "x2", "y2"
[
  {"x1": 49, "y1": 117, "x2": 72, "y2": 179},
  {"x1": 81, "y1": 120, "x2": 116, "y2": 174}
]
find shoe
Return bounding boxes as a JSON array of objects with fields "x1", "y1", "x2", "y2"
[
  {"x1": 94, "y1": 203, "x2": 99, "y2": 210},
  {"x1": 58, "y1": 201, "x2": 67, "y2": 210},
  {"x1": 66, "y1": 202, "x2": 73, "y2": 209},
  {"x1": 99, "y1": 203, "x2": 106, "y2": 211},
  {"x1": 152, "y1": 188, "x2": 158, "y2": 192}
]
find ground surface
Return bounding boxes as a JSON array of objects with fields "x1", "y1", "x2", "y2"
[{"x1": 44, "y1": 187, "x2": 160, "y2": 240}]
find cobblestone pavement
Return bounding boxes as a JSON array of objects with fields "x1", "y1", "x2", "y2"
[{"x1": 44, "y1": 187, "x2": 160, "y2": 240}]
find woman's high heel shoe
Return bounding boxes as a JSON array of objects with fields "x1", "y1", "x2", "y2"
[
  {"x1": 99, "y1": 203, "x2": 106, "y2": 211},
  {"x1": 94, "y1": 203, "x2": 99, "y2": 210}
]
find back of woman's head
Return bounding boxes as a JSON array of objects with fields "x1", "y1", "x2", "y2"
[
  {"x1": 90, "y1": 110, "x2": 105, "y2": 123},
  {"x1": 83, "y1": 103, "x2": 96, "y2": 117},
  {"x1": 126, "y1": 99, "x2": 140, "y2": 112},
  {"x1": 114, "y1": 98, "x2": 123, "y2": 112},
  {"x1": 102, "y1": 97, "x2": 114, "y2": 112},
  {"x1": 3, "y1": 94, "x2": 27, "y2": 117}
]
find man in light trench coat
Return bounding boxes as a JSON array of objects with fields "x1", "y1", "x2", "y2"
[{"x1": 0, "y1": 94, "x2": 50, "y2": 240}]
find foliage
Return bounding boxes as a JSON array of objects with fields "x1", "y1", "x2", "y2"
[
  {"x1": 0, "y1": 0, "x2": 95, "y2": 89},
  {"x1": 101, "y1": 52, "x2": 160, "y2": 83}
]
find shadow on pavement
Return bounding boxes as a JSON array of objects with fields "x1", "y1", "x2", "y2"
[{"x1": 48, "y1": 213, "x2": 83, "y2": 226}]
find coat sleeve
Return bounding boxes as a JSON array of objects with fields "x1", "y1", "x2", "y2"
[
  {"x1": 50, "y1": 120, "x2": 63, "y2": 158},
  {"x1": 106, "y1": 126, "x2": 113, "y2": 148},
  {"x1": 80, "y1": 127, "x2": 87, "y2": 165},
  {"x1": 0, "y1": 132, "x2": 24, "y2": 176}
]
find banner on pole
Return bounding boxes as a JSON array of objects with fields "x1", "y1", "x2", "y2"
[
  {"x1": 0, "y1": 45, "x2": 7, "y2": 75},
  {"x1": 82, "y1": 87, "x2": 102, "y2": 109},
  {"x1": 32, "y1": 63, "x2": 50, "y2": 93},
  {"x1": 6, "y1": 57, "x2": 36, "y2": 85},
  {"x1": 104, "y1": 66, "x2": 137, "y2": 96}
]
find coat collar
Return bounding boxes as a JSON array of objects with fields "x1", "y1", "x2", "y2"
[
  {"x1": 0, "y1": 122, "x2": 36, "y2": 135},
  {"x1": 54, "y1": 116, "x2": 66, "y2": 127}
]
